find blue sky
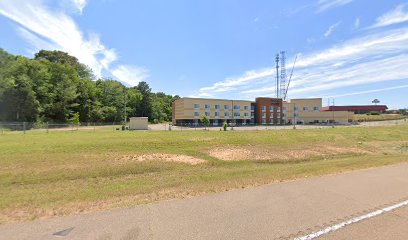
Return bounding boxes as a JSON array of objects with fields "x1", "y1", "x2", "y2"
[{"x1": 0, "y1": 0, "x2": 408, "y2": 109}]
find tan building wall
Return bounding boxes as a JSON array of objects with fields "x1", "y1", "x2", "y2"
[
  {"x1": 173, "y1": 97, "x2": 353, "y2": 125},
  {"x1": 172, "y1": 98, "x2": 252, "y2": 125},
  {"x1": 283, "y1": 98, "x2": 353, "y2": 124}
]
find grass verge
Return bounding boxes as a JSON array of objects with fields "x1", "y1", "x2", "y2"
[{"x1": 0, "y1": 124, "x2": 407, "y2": 223}]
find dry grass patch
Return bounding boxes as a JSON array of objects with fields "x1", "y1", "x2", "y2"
[
  {"x1": 208, "y1": 145, "x2": 370, "y2": 161},
  {"x1": 114, "y1": 153, "x2": 206, "y2": 165}
]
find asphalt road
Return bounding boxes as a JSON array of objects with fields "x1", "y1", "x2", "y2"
[{"x1": 1, "y1": 163, "x2": 408, "y2": 240}]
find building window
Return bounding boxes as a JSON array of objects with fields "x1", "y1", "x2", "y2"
[
  {"x1": 277, "y1": 107, "x2": 281, "y2": 112},
  {"x1": 224, "y1": 111, "x2": 230, "y2": 117},
  {"x1": 294, "y1": 107, "x2": 298, "y2": 111},
  {"x1": 215, "y1": 112, "x2": 219, "y2": 117},
  {"x1": 234, "y1": 105, "x2": 240, "y2": 110},
  {"x1": 205, "y1": 112, "x2": 210, "y2": 116},
  {"x1": 277, "y1": 113, "x2": 281, "y2": 118},
  {"x1": 282, "y1": 107, "x2": 286, "y2": 111},
  {"x1": 205, "y1": 104, "x2": 210, "y2": 109},
  {"x1": 303, "y1": 107, "x2": 308, "y2": 112},
  {"x1": 194, "y1": 112, "x2": 199, "y2": 117},
  {"x1": 283, "y1": 113, "x2": 286, "y2": 118},
  {"x1": 244, "y1": 106, "x2": 249, "y2": 111},
  {"x1": 234, "y1": 112, "x2": 240, "y2": 117},
  {"x1": 194, "y1": 104, "x2": 200, "y2": 109},
  {"x1": 270, "y1": 106, "x2": 274, "y2": 112},
  {"x1": 251, "y1": 105, "x2": 255, "y2": 111},
  {"x1": 262, "y1": 106, "x2": 266, "y2": 111},
  {"x1": 262, "y1": 119, "x2": 266, "y2": 124},
  {"x1": 244, "y1": 112, "x2": 249, "y2": 117},
  {"x1": 294, "y1": 113, "x2": 299, "y2": 117},
  {"x1": 313, "y1": 107, "x2": 319, "y2": 111},
  {"x1": 224, "y1": 105, "x2": 230, "y2": 110},
  {"x1": 215, "y1": 104, "x2": 220, "y2": 110},
  {"x1": 251, "y1": 112, "x2": 254, "y2": 117},
  {"x1": 262, "y1": 112, "x2": 266, "y2": 117}
]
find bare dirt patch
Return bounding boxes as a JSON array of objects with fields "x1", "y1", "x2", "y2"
[
  {"x1": 115, "y1": 153, "x2": 206, "y2": 165},
  {"x1": 208, "y1": 145, "x2": 370, "y2": 161}
]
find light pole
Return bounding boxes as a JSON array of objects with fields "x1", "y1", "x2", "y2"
[
  {"x1": 293, "y1": 103, "x2": 296, "y2": 129},
  {"x1": 123, "y1": 88, "x2": 127, "y2": 127},
  {"x1": 331, "y1": 98, "x2": 335, "y2": 128}
]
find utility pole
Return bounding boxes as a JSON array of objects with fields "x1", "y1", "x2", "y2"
[
  {"x1": 123, "y1": 88, "x2": 127, "y2": 126},
  {"x1": 275, "y1": 54, "x2": 280, "y2": 98},
  {"x1": 331, "y1": 98, "x2": 335, "y2": 128},
  {"x1": 293, "y1": 103, "x2": 297, "y2": 129}
]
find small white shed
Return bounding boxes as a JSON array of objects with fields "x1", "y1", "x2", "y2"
[{"x1": 129, "y1": 117, "x2": 148, "y2": 130}]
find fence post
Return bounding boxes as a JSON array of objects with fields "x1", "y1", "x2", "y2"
[
  {"x1": 23, "y1": 122, "x2": 26, "y2": 134},
  {"x1": 46, "y1": 122, "x2": 49, "y2": 133}
]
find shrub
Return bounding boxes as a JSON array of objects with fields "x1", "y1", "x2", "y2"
[{"x1": 222, "y1": 122, "x2": 227, "y2": 131}]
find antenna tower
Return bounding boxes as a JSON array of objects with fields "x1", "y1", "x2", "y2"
[{"x1": 279, "y1": 51, "x2": 287, "y2": 100}]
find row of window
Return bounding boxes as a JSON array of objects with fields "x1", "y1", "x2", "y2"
[
  {"x1": 194, "y1": 104, "x2": 252, "y2": 111},
  {"x1": 260, "y1": 113, "x2": 301, "y2": 118},
  {"x1": 294, "y1": 106, "x2": 320, "y2": 111},
  {"x1": 194, "y1": 112, "x2": 251, "y2": 117},
  {"x1": 260, "y1": 106, "x2": 320, "y2": 112}
]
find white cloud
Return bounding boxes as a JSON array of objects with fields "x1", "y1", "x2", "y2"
[
  {"x1": 71, "y1": 0, "x2": 88, "y2": 14},
  {"x1": 354, "y1": 18, "x2": 360, "y2": 29},
  {"x1": 324, "y1": 22, "x2": 341, "y2": 37},
  {"x1": 0, "y1": 0, "x2": 147, "y2": 86},
  {"x1": 371, "y1": 4, "x2": 408, "y2": 28},
  {"x1": 323, "y1": 84, "x2": 408, "y2": 98},
  {"x1": 197, "y1": 26, "x2": 408, "y2": 100},
  {"x1": 111, "y1": 65, "x2": 149, "y2": 87},
  {"x1": 316, "y1": 0, "x2": 353, "y2": 13},
  {"x1": 0, "y1": 0, "x2": 113, "y2": 77}
]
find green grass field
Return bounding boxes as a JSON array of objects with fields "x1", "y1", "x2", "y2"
[{"x1": 0, "y1": 125, "x2": 407, "y2": 223}]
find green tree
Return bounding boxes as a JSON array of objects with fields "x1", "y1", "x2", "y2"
[
  {"x1": 200, "y1": 115, "x2": 210, "y2": 130},
  {"x1": 136, "y1": 81, "x2": 152, "y2": 119},
  {"x1": 68, "y1": 112, "x2": 80, "y2": 127}
]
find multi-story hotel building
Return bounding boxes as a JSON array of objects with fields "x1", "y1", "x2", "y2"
[{"x1": 172, "y1": 97, "x2": 353, "y2": 126}]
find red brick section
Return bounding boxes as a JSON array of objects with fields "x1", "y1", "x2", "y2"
[{"x1": 255, "y1": 98, "x2": 283, "y2": 124}]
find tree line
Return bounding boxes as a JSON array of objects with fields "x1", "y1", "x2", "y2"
[{"x1": 0, "y1": 48, "x2": 179, "y2": 123}]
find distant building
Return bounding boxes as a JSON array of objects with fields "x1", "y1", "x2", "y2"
[
  {"x1": 321, "y1": 105, "x2": 388, "y2": 114},
  {"x1": 129, "y1": 117, "x2": 148, "y2": 130},
  {"x1": 172, "y1": 97, "x2": 353, "y2": 126}
]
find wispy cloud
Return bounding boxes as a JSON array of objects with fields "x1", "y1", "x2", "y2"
[
  {"x1": 316, "y1": 0, "x2": 353, "y2": 13},
  {"x1": 71, "y1": 0, "x2": 88, "y2": 14},
  {"x1": 0, "y1": 0, "x2": 146, "y2": 86},
  {"x1": 323, "y1": 84, "x2": 408, "y2": 98},
  {"x1": 370, "y1": 4, "x2": 408, "y2": 28},
  {"x1": 111, "y1": 65, "x2": 149, "y2": 87},
  {"x1": 324, "y1": 22, "x2": 341, "y2": 37},
  {"x1": 354, "y1": 18, "x2": 360, "y2": 29},
  {"x1": 197, "y1": 26, "x2": 408, "y2": 100}
]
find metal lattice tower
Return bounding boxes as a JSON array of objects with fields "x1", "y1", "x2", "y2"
[{"x1": 279, "y1": 51, "x2": 287, "y2": 100}]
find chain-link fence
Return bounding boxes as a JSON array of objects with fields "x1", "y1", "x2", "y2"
[
  {"x1": 0, "y1": 118, "x2": 407, "y2": 134},
  {"x1": 0, "y1": 122, "x2": 122, "y2": 134}
]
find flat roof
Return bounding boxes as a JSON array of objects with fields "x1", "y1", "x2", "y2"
[
  {"x1": 321, "y1": 105, "x2": 388, "y2": 111},
  {"x1": 179, "y1": 97, "x2": 253, "y2": 102}
]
